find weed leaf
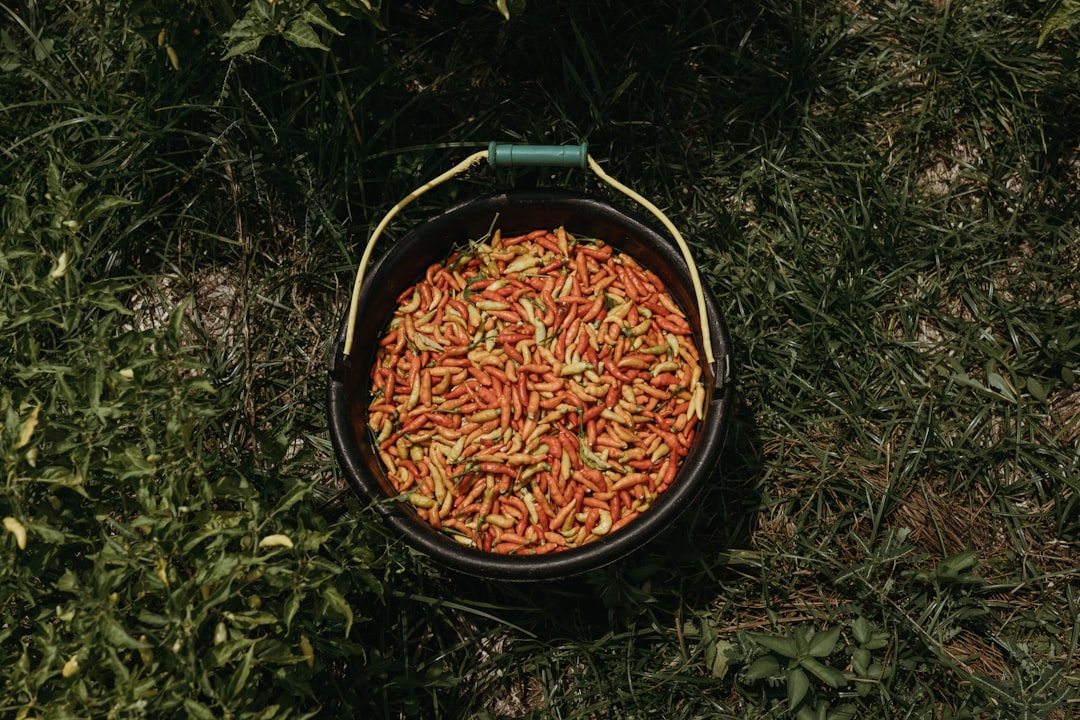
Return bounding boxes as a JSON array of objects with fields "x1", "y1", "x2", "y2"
[
  {"x1": 751, "y1": 632, "x2": 799, "y2": 659},
  {"x1": 743, "y1": 654, "x2": 781, "y2": 681},
  {"x1": 801, "y1": 657, "x2": 848, "y2": 689},
  {"x1": 808, "y1": 626, "x2": 841, "y2": 657},
  {"x1": 787, "y1": 666, "x2": 810, "y2": 711}
]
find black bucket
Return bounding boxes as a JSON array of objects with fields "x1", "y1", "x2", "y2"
[{"x1": 327, "y1": 189, "x2": 734, "y2": 581}]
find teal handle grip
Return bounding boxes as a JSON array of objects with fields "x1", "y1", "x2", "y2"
[{"x1": 487, "y1": 142, "x2": 588, "y2": 169}]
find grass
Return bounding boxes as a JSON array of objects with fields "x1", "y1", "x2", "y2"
[{"x1": 2, "y1": 0, "x2": 1078, "y2": 718}]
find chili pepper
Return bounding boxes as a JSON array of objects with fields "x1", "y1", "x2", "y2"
[
  {"x1": 591, "y1": 509, "x2": 613, "y2": 536},
  {"x1": 650, "y1": 372, "x2": 681, "y2": 387},
  {"x1": 530, "y1": 483, "x2": 556, "y2": 521},
  {"x1": 658, "y1": 456, "x2": 679, "y2": 488},
  {"x1": 655, "y1": 314, "x2": 693, "y2": 335},
  {"x1": 581, "y1": 508, "x2": 600, "y2": 536},
  {"x1": 578, "y1": 244, "x2": 613, "y2": 260}
]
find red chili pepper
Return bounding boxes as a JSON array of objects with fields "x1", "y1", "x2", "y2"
[
  {"x1": 578, "y1": 244, "x2": 613, "y2": 260},
  {"x1": 502, "y1": 343, "x2": 525, "y2": 364},
  {"x1": 580, "y1": 404, "x2": 604, "y2": 424}
]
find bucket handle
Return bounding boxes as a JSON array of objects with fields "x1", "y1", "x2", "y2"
[{"x1": 343, "y1": 143, "x2": 714, "y2": 364}]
